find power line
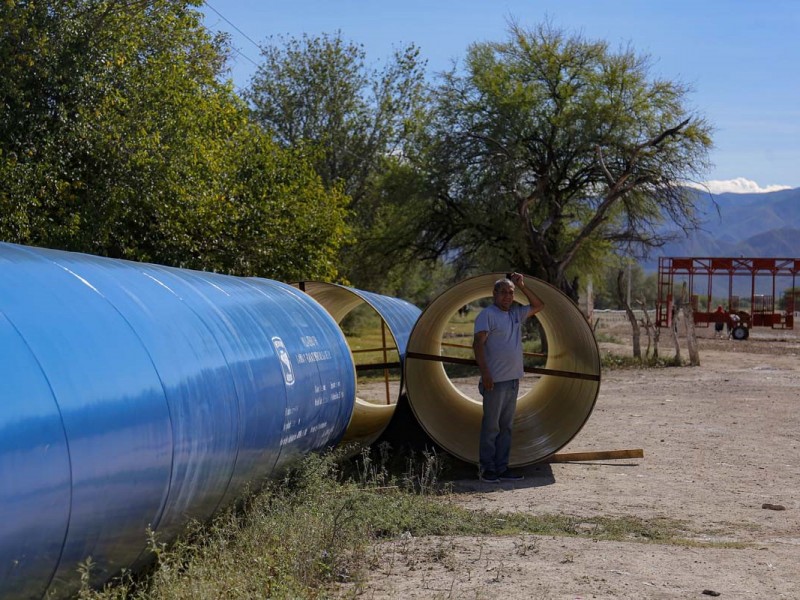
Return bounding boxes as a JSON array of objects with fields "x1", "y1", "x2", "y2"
[
  {"x1": 228, "y1": 45, "x2": 260, "y2": 69},
  {"x1": 203, "y1": 1, "x2": 261, "y2": 68}
]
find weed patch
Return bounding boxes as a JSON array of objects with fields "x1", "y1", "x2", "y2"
[
  {"x1": 601, "y1": 352, "x2": 684, "y2": 369},
  {"x1": 77, "y1": 450, "x2": 742, "y2": 600}
]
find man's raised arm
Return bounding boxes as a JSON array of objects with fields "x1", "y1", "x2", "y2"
[{"x1": 509, "y1": 272, "x2": 544, "y2": 319}]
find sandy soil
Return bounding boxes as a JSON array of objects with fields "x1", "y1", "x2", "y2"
[{"x1": 343, "y1": 325, "x2": 800, "y2": 599}]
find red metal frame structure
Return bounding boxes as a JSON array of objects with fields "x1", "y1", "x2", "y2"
[{"x1": 656, "y1": 257, "x2": 800, "y2": 331}]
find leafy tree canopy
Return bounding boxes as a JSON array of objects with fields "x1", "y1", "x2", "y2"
[
  {"x1": 246, "y1": 32, "x2": 429, "y2": 287},
  {"x1": 0, "y1": 0, "x2": 349, "y2": 281},
  {"x1": 418, "y1": 22, "x2": 713, "y2": 299},
  {"x1": 247, "y1": 32, "x2": 427, "y2": 203},
  {"x1": 593, "y1": 259, "x2": 657, "y2": 310}
]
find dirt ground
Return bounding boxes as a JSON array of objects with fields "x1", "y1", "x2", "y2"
[{"x1": 344, "y1": 324, "x2": 800, "y2": 599}]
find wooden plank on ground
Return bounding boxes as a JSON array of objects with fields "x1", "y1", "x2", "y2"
[{"x1": 546, "y1": 449, "x2": 644, "y2": 463}]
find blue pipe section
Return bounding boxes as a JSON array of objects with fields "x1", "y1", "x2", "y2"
[
  {"x1": 0, "y1": 243, "x2": 356, "y2": 599},
  {"x1": 349, "y1": 288, "x2": 420, "y2": 367},
  {"x1": 294, "y1": 282, "x2": 420, "y2": 373}
]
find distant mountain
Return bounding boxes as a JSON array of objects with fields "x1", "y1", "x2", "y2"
[
  {"x1": 640, "y1": 187, "x2": 800, "y2": 269},
  {"x1": 691, "y1": 187, "x2": 800, "y2": 242},
  {"x1": 741, "y1": 227, "x2": 800, "y2": 256}
]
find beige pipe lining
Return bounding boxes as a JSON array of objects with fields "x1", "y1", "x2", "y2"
[
  {"x1": 404, "y1": 273, "x2": 601, "y2": 466},
  {"x1": 292, "y1": 281, "x2": 401, "y2": 447}
]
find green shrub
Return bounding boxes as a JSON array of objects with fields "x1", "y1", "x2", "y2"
[{"x1": 77, "y1": 444, "x2": 715, "y2": 600}]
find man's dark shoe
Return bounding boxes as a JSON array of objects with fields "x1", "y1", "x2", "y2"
[
  {"x1": 479, "y1": 470, "x2": 500, "y2": 483},
  {"x1": 498, "y1": 469, "x2": 524, "y2": 481}
]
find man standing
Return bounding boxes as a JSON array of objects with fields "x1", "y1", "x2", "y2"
[{"x1": 472, "y1": 273, "x2": 544, "y2": 483}]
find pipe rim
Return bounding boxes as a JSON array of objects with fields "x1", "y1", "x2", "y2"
[{"x1": 404, "y1": 273, "x2": 601, "y2": 466}]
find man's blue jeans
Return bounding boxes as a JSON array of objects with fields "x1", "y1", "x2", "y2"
[{"x1": 479, "y1": 379, "x2": 519, "y2": 474}]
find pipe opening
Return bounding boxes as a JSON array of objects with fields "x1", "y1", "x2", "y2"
[
  {"x1": 342, "y1": 302, "x2": 403, "y2": 410},
  {"x1": 404, "y1": 273, "x2": 601, "y2": 466},
  {"x1": 293, "y1": 282, "x2": 421, "y2": 447}
]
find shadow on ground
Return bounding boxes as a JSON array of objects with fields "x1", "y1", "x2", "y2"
[{"x1": 445, "y1": 461, "x2": 556, "y2": 493}]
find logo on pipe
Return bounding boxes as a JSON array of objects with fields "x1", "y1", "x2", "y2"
[{"x1": 272, "y1": 336, "x2": 295, "y2": 385}]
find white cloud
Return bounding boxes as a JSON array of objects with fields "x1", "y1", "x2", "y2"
[{"x1": 686, "y1": 177, "x2": 793, "y2": 194}]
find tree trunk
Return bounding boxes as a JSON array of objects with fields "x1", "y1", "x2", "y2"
[
  {"x1": 683, "y1": 302, "x2": 701, "y2": 366},
  {"x1": 547, "y1": 261, "x2": 580, "y2": 303},
  {"x1": 652, "y1": 320, "x2": 660, "y2": 359},
  {"x1": 671, "y1": 308, "x2": 682, "y2": 363},
  {"x1": 561, "y1": 274, "x2": 580, "y2": 303},
  {"x1": 624, "y1": 305, "x2": 641, "y2": 359},
  {"x1": 617, "y1": 270, "x2": 640, "y2": 359},
  {"x1": 637, "y1": 300, "x2": 658, "y2": 360},
  {"x1": 648, "y1": 317, "x2": 661, "y2": 360}
]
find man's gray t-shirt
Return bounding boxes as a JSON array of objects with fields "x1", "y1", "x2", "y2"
[{"x1": 473, "y1": 303, "x2": 529, "y2": 382}]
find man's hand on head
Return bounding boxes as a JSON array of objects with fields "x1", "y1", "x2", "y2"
[{"x1": 508, "y1": 272, "x2": 544, "y2": 317}]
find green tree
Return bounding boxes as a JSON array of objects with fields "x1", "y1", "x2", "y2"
[
  {"x1": 213, "y1": 125, "x2": 351, "y2": 281},
  {"x1": 347, "y1": 158, "x2": 450, "y2": 302},
  {"x1": 1, "y1": 0, "x2": 232, "y2": 257},
  {"x1": 246, "y1": 32, "x2": 429, "y2": 287},
  {"x1": 0, "y1": 1, "x2": 349, "y2": 280},
  {"x1": 418, "y1": 22, "x2": 713, "y2": 300},
  {"x1": 594, "y1": 261, "x2": 656, "y2": 310}
]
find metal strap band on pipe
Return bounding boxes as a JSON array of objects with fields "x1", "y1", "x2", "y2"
[
  {"x1": 405, "y1": 351, "x2": 600, "y2": 382},
  {"x1": 439, "y1": 341, "x2": 547, "y2": 358},
  {"x1": 355, "y1": 362, "x2": 402, "y2": 372}
]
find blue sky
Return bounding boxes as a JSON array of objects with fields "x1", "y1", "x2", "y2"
[{"x1": 200, "y1": 0, "x2": 800, "y2": 193}]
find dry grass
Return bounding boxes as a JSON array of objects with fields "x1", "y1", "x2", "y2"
[{"x1": 76, "y1": 443, "x2": 745, "y2": 600}]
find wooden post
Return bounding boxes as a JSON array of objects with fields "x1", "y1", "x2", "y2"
[{"x1": 381, "y1": 319, "x2": 390, "y2": 404}]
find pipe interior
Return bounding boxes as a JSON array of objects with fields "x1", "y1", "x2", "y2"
[
  {"x1": 404, "y1": 273, "x2": 601, "y2": 466},
  {"x1": 293, "y1": 282, "x2": 403, "y2": 447}
]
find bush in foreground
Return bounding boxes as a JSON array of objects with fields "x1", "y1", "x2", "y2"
[{"x1": 76, "y1": 445, "x2": 714, "y2": 599}]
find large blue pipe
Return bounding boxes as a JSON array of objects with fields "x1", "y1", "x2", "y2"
[{"x1": 0, "y1": 243, "x2": 357, "y2": 598}]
